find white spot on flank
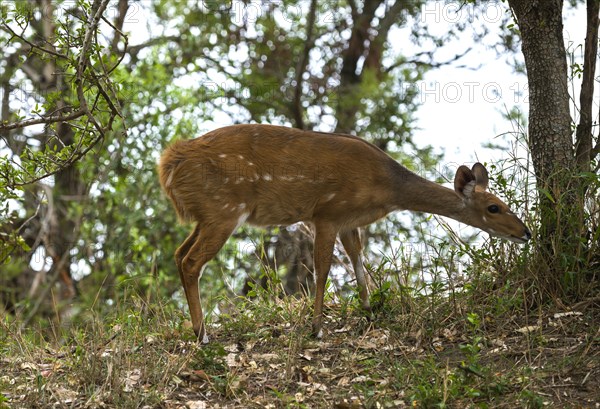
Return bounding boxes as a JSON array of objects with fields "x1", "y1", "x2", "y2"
[
  {"x1": 253, "y1": 132, "x2": 260, "y2": 136},
  {"x1": 238, "y1": 203, "x2": 247, "y2": 210},
  {"x1": 224, "y1": 177, "x2": 229, "y2": 183},
  {"x1": 238, "y1": 154, "x2": 244, "y2": 160},
  {"x1": 263, "y1": 174, "x2": 273, "y2": 181},
  {"x1": 223, "y1": 203, "x2": 229, "y2": 209},
  {"x1": 248, "y1": 162, "x2": 255, "y2": 166},
  {"x1": 219, "y1": 154, "x2": 227, "y2": 158},
  {"x1": 324, "y1": 193, "x2": 336, "y2": 202}
]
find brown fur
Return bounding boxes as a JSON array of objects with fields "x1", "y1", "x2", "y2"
[{"x1": 159, "y1": 124, "x2": 531, "y2": 340}]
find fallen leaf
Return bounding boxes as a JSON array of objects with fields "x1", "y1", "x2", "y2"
[
  {"x1": 351, "y1": 375, "x2": 368, "y2": 383},
  {"x1": 516, "y1": 325, "x2": 540, "y2": 334},
  {"x1": 254, "y1": 353, "x2": 278, "y2": 361},
  {"x1": 442, "y1": 328, "x2": 457, "y2": 340},
  {"x1": 53, "y1": 386, "x2": 78, "y2": 403},
  {"x1": 489, "y1": 338, "x2": 506, "y2": 347},
  {"x1": 553, "y1": 311, "x2": 583, "y2": 319},
  {"x1": 338, "y1": 376, "x2": 350, "y2": 386},
  {"x1": 186, "y1": 399, "x2": 207, "y2": 409},
  {"x1": 224, "y1": 343, "x2": 239, "y2": 353},
  {"x1": 123, "y1": 369, "x2": 141, "y2": 393},
  {"x1": 299, "y1": 352, "x2": 312, "y2": 361},
  {"x1": 245, "y1": 340, "x2": 257, "y2": 351},
  {"x1": 192, "y1": 369, "x2": 211, "y2": 382},
  {"x1": 318, "y1": 367, "x2": 331, "y2": 375},
  {"x1": 226, "y1": 353, "x2": 238, "y2": 367},
  {"x1": 357, "y1": 340, "x2": 378, "y2": 350},
  {"x1": 294, "y1": 392, "x2": 305, "y2": 402},
  {"x1": 20, "y1": 362, "x2": 37, "y2": 371}
]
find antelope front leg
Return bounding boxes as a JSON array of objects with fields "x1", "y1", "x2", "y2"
[{"x1": 311, "y1": 221, "x2": 337, "y2": 338}]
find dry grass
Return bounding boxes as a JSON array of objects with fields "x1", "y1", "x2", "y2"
[{"x1": 1, "y1": 282, "x2": 598, "y2": 409}]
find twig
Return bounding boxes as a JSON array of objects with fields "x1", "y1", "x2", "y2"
[
  {"x1": 0, "y1": 109, "x2": 86, "y2": 131},
  {"x1": 1, "y1": 22, "x2": 69, "y2": 60}
]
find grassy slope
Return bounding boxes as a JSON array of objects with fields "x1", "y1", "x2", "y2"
[{"x1": 1, "y1": 282, "x2": 598, "y2": 409}]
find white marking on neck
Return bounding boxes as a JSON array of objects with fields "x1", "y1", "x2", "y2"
[
  {"x1": 235, "y1": 211, "x2": 250, "y2": 230},
  {"x1": 165, "y1": 171, "x2": 174, "y2": 187}
]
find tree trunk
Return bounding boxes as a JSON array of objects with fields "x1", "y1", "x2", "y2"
[
  {"x1": 575, "y1": 0, "x2": 600, "y2": 171},
  {"x1": 335, "y1": 0, "x2": 382, "y2": 133},
  {"x1": 508, "y1": 0, "x2": 585, "y2": 289}
]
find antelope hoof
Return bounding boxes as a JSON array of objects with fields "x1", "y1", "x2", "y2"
[
  {"x1": 312, "y1": 323, "x2": 324, "y2": 339},
  {"x1": 195, "y1": 326, "x2": 209, "y2": 344},
  {"x1": 363, "y1": 306, "x2": 374, "y2": 322}
]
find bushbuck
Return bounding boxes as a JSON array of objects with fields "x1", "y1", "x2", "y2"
[{"x1": 159, "y1": 124, "x2": 531, "y2": 341}]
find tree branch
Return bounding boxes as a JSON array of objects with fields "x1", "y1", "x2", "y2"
[
  {"x1": 291, "y1": 0, "x2": 317, "y2": 129},
  {"x1": 1, "y1": 21, "x2": 68, "y2": 60},
  {"x1": 126, "y1": 35, "x2": 181, "y2": 63},
  {"x1": 0, "y1": 109, "x2": 86, "y2": 131},
  {"x1": 385, "y1": 47, "x2": 473, "y2": 73},
  {"x1": 1, "y1": 0, "x2": 122, "y2": 187},
  {"x1": 109, "y1": 0, "x2": 129, "y2": 53},
  {"x1": 75, "y1": 0, "x2": 111, "y2": 136},
  {"x1": 576, "y1": 0, "x2": 600, "y2": 166}
]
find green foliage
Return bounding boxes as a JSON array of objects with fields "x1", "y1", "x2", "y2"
[{"x1": 0, "y1": 0, "x2": 460, "y2": 329}]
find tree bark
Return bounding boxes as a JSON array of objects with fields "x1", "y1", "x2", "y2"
[
  {"x1": 509, "y1": 0, "x2": 574, "y2": 177},
  {"x1": 575, "y1": 0, "x2": 600, "y2": 170},
  {"x1": 335, "y1": 0, "x2": 383, "y2": 133},
  {"x1": 508, "y1": 0, "x2": 586, "y2": 284}
]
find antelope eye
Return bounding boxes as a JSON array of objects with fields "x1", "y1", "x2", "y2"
[{"x1": 487, "y1": 204, "x2": 500, "y2": 214}]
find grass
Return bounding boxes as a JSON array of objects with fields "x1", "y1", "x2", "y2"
[{"x1": 1, "y1": 270, "x2": 598, "y2": 409}]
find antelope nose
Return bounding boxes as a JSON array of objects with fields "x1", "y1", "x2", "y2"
[{"x1": 524, "y1": 228, "x2": 532, "y2": 241}]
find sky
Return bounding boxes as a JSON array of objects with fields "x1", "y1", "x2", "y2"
[
  {"x1": 406, "y1": 2, "x2": 586, "y2": 169},
  {"x1": 379, "y1": 1, "x2": 587, "y2": 244}
]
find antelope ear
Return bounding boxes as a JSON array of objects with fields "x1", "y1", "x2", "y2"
[
  {"x1": 454, "y1": 165, "x2": 476, "y2": 198},
  {"x1": 471, "y1": 163, "x2": 489, "y2": 190}
]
